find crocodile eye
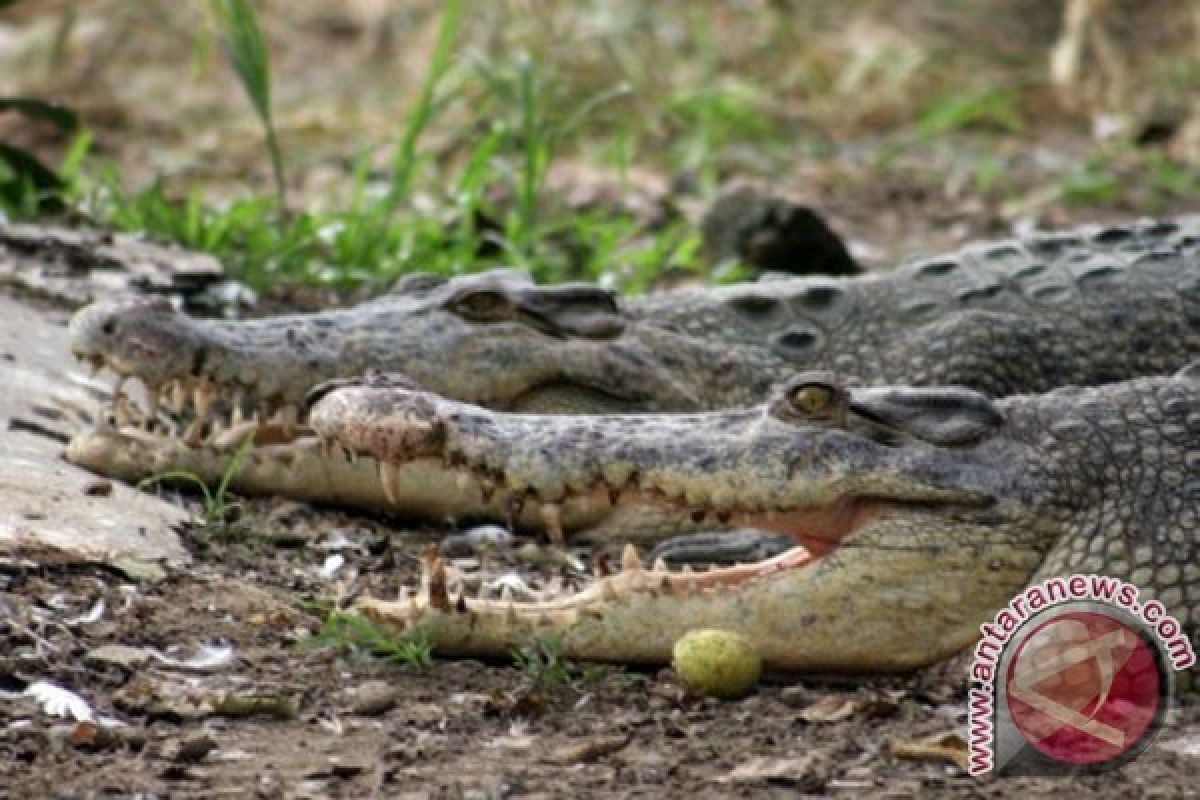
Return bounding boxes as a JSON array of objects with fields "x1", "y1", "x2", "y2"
[
  {"x1": 788, "y1": 384, "x2": 834, "y2": 415},
  {"x1": 450, "y1": 289, "x2": 512, "y2": 322}
]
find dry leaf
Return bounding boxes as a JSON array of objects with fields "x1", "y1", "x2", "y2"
[
  {"x1": 544, "y1": 732, "x2": 632, "y2": 765},
  {"x1": 888, "y1": 731, "x2": 970, "y2": 771},
  {"x1": 715, "y1": 754, "x2": 829, "y2": 790},
  {"x1": 799, "y1": 693, "x2": 860, "y2": 723}
]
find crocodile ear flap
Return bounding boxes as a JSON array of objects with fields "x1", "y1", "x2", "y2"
[{"x1": 848, "y1": 386, "x2": 1005, "y2": 447}]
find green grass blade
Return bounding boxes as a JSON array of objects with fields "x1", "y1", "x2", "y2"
[
  {"x1": 386, "y1": 0, "x2": 463, "y2": 208},
  {"x1": 210, "y1": 0, "x2": 286, "y2": 206}
]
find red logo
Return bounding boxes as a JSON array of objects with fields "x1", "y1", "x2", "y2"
[{"x1": 1005, "y1": 611, "x2": 1162, "y2": 766}]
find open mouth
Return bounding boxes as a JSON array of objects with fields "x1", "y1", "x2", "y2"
[
  {"x1": 73, "y1": 349, "x2": 310, "y2": 446},
  {"x1": 401, "y1": 537, "x2": 825, "y2": 621}
]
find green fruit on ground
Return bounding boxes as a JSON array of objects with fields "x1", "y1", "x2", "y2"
[{"x1": 671, "y1": 629, "x2": 762, "y2": 700}]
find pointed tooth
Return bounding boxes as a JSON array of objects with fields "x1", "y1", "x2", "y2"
[
  {"x1": 423, "y1": 548, "x2": 450, "y2": 610},
  {"x1": 142, "y1": 386, "x2": 161, "y2": 429},
  {"x1": 111, "y1": 375, "x2": 127, "y2": 407},
  {"x1": 652, "y1": 557, "x2": 668, "y2": 573},
  {"x1": 193, "y1": 383, "x2": 215, "y2": 419},
  {"x1": 505, "y1": 602, "x2": 518, "y2": 624},
  {"x1": 539, "y1": 503, "x2": 564, "y2": 546},
  {"x1": 183, "y1": 418, "x2": 205, "y2": 446},
  {"x1": 170, "y1": 381, "x2": 189, "y2": 413},
  {"x1": 456, "y1": 472, "x2": 472, "y2": 492},
  {"x1": 621, "y1": 543, "x2": 642, "y2": 572},
  {"x1": 113, "y1": 395, "x2": 134, "y2": 427},
  {"x1": 274, "y1": 404, "x2": 299, "y2": 437},
  {"x1": 378, "y1": 461, "x2": 399, "y2": 505},
  {"x1": 231, "y1": 388, "x2": 246, "y2": 425},
  {"x1": 500, "y1": 584, "x2": 513, "y2": 602}
]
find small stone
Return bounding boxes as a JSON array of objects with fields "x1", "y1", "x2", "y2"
[
  {"x1": 171, "y1": 733, "x2": 218, "y2": 763},
  {"x1": 440, "y1": 525, "x2": 513, "y2": 557},
  {"x1": 780, "y1": 685, "x2": 812, "y2": 708},
  {"x1": 347, "y1": 680, "x2": 400, "y2": 716},
  {"x1": 83, "y1": 479, "x2": 113, "y2": 497}
]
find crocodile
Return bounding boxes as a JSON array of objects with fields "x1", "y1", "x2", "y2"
[
  {"x1": 65, "y1": 218, "x2": 1200, "y2": 522},
  {"x1": 306, "y1": 366, "x2": 1199, "y2": 677}
]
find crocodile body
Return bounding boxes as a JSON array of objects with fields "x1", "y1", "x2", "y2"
[
  {"x1": 308, "y1": 367, "x2": 1199, "y2": 677},
  {"x1": 65, "y1": 219, "x2": 1200, "y2": 518}
]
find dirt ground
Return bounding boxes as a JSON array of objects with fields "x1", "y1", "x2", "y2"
[
  {"x1": 2, "y1": 1, "x2": 1200, "y2": 798},
  {"x1": 0, "y1": 492, "x2": 1196, "y2": 800}
]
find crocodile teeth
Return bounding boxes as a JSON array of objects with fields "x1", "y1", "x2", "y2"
[
  {"x1": 113, "y1": 394, "x2": 135, "y2": 427},
  {"x1": 193, "y1": 383, "x2": 215, "y2": 419},
  {"x1": 231, "y1": 388, "x2": 246, "y2": 425},
  {"x1": 142, "y1": 386, "x2": 161, "y2": 429},
  {"x1": 621, "y1": 543, "x2": 642, "y2": 572},
  {"x1": 378, "y1": 461, "x2": 400, "y2": 505},
  {"x1": 422, "y1": 549, "x2": 451, "y2": 611},
  {"x1": 183, "y1": 418, "x2": 206, "y2": 447},
  {"x1": 539, "y1": 503, "x2": 564, "y2": 546},
  {"x1": 274, "y1": 404, "x2": 299, "y2": 437},
  {"x1": 169, "y1": 381, "x2": 189, "y2": 413},
  {"x1": 111, "y1": 375, "x2": 127, "y2": 406}
]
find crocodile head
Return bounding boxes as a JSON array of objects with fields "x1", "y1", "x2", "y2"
[
  {"x1": 308, "y1": 369, "x2": 1197, "y2": 672},
  {"x1": 307, "y1": 371, "x2": 1067, "y2": 669},
  {"x1": 308, "y1": 370, "x2": 1033, "y2": 545},
  {"x1": 68, "y1": 270, "x2": 704, "y2": 444}
]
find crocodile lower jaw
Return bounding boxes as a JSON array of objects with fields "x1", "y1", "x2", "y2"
[{"x1": 354, "y1": 540, "x2": 825, "y2": 655}]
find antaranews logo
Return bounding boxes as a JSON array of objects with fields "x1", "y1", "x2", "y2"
[{"x1": 967, "y1": 574, "x2": 1195, "y2": 777}]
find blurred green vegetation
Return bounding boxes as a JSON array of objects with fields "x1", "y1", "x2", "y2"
[{"x1": 2, "y1": 1, "x2": 1198, "y2": 291}]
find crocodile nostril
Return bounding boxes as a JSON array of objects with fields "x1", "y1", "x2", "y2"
[{"x1": 102, "y1": 319, "x2": 117, "y2": 336}]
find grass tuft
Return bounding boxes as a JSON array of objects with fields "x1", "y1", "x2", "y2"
[
  {"x1": 136, "y1": 433, "x2": 254, "y2": 533},
  {"x1": 210, "y1": 0, "x2": 286, "y2": 206},
  {"x1": 309, "y1": 611, "x2": 434, "y2": 669}
]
